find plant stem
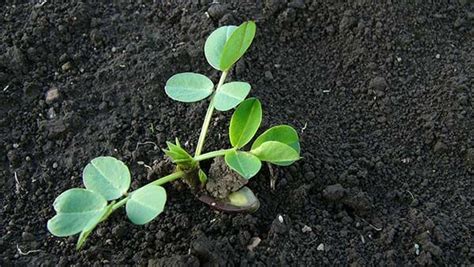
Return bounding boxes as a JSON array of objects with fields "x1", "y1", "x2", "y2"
[
  {"x1": 194, "y1": 148, "x2": 235, "y2": 162},
  {"x1": 102, "y1": 171, "x2": 185, "y2": 220},
  {"x1": 194, "y1": 70, "x2": 228, "y2": 157},
  {"x1": 111, "y1": 197, "x2": 129, "y2": 211},
  {"x1": 146, "y1": 170, "x2": 185, "y2": 187}
]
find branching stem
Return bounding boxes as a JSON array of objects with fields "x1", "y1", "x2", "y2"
[
  {"x1": 146, "y1": 171, "x2": 185, "y2": 187},
  {"x1": 194, "y1": 148, "x2": 235, "y2": 162},
  {"x1": 101, "y1": 171, "x2": 186, "y2": 221},
  {"x1": 194, "y1": 70, "x2": 228, "y2": 157}
]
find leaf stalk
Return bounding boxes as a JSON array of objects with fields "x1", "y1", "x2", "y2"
[{"x1": 194, "y1": 148, "x2": 235, "y2": 162}]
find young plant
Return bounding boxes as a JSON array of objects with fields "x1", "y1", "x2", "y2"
[{"x1": 47, "y1": 21, "x2": 301, "y2": 249}]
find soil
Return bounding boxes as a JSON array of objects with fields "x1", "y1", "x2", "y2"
[
  {"x1": 1, "y1": 1, "x2": 473, "y2": 266},
  {"x1": 206, "y1": 157, "x2": 247, "y2": 199}
]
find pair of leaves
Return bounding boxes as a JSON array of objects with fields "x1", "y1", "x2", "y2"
[
  {"x1": 205, "y1": 21, "x2": 256, "y2": 71},
  {"x1": 225, "y1": 141, "x2": 300, "y2": 180},
  {"x1": 48, "y1": 157, "x2": 168, "y2": 248},
  {"x1": 229, "y1": 99, "x2": 300, "y2": 159},
  {"x1": 48, "y1": 157, "x2": 132, "y2": 248},
  {"x1": 165, "y1": 73, "x2": 251, "y2": 111},
  {"x1": 225, "y1": 99, "x2": 301, "y2": 179},
  {"x1": 165, "y1": 21, "x2": 255, "y2": 107}
]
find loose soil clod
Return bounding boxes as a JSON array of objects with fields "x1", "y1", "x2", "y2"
[{"x1": 205, "y1": 157, "x2": 248, "y2": 199}]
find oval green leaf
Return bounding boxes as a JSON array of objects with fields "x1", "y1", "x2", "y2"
[
  {"x1": 229, "y1": 98, "x2": 262, "y2": 148},
  {"x1": 83, "y1": 156, "x2": 131, "y2": 201},
  {"x1": 220, "y1": 21, "x2": 256, "y2": 71},
  {"x1": 126, "y1": 185, "x2": 167, "y2": 225},
  {"x1": 204, "y1": 25, "x2": 237, "y2": 70},
  {"x1": 225, "y1": 150, "x2": 262, "y2": 179},
  {"x1": 165, "y1": 72, "x2": 214, "y2": 103},
  {"x1": 250, "y1": 141, "x2": 300, "y2": 166},
  {"x1": 214, "y1": 82, "x2": 251, "y2": 111},
  {"x1": 251, "y1": 125, "x2": 300, "y2": 153},
  {"x1": 47, "y1": 188, "x2": 107, "y2": 237}
]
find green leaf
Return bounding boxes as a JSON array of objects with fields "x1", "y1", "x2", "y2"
[
  {"x1": 250, "y1": 141, "x2": 300, "y2": 166},
  {"x1": 229, "y1": 98, "x2": 262, "y2": 148},
  {"x1": 204, "y1": 25, "x2": 237, "y2": 70},
  {"x1": 252, "y1": 125, "x2": 300, "y2": 154},
  {"x1": 47, "y1": 189, "x2": 107, "y2": 237},
  {"x1": 225, "y1": 150, "x2": 261, "y2": 179},
  {"x1": 214, "y1": 82, "x2": 251, "y2": 111},
  {"x1": 165, "y1": 72, "x2": 214, "y2": 103},
  {"x1": 220, "y1": 21, "x2": 256, "y2": 71},
  {"x1": 126, "y1": 185, "x2": 167, "y2": 225},
  {"x1": 198, "y1": 169, "x2": 208, "y2": 184},
  {"x1": 83, "y1": 156, "x2": 131, "y2": 200}
]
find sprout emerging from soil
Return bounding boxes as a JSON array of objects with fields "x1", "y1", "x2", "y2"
[{"x1": 47, "y1": 21, "x2": 301, "y2": 249}]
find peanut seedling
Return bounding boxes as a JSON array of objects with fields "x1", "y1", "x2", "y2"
[{"x1": 47, "y1": 21, "x2": 301, "y2": 249}]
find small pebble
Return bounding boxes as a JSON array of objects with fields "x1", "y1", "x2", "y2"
[
  {"x1": 47, "y1": 107, "x2": 56, "y2": 119},
  {"x1": 207, "y1": 4, "x2": 227, "y2": 20},
  {"x1": 435, "y1": 54, "x2": 440, "y2": 59},
  {"x1": 53, "y1": 162, "x2": 58, "y2": 169},
  {"x1": 61, "y1": 61, "x2": 72, "y2": 71},
  {"x1": 302, "y1": 225, "x2": 312, "y2": 233},
  {"x1": 45, "y1": 87, "x2": 60, "y2": 104},
  {"x1": 247, "y1": 237, "x2": 261, "y2": 251},
  {"x1": 317, "y1": 243, "x2": 325, "y2": 251}
]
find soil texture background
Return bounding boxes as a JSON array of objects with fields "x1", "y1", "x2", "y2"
[{"x1": 1, "y1": 1, "x2": 473, "y2": 265}]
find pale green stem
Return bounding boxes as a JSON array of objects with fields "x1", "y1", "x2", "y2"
[
  {"x1": 101, "y1": 171, "x2": 185, "y2": 220},
  {"x1": 194, "y1": 148, "x2": 235, "y2": 162},
  {"x1": 194, "y1": 70, "x2": 228, "y2": 157},
  {"x1": 145, "y1": 170, "x2": 185, "y2": 187},
  {"x1": 111, "y1": 197, "x2": 129, "y2": 211}
]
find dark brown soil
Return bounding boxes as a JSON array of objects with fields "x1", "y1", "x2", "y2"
[
  {"x1": 1, "y1": 1, "x2": 473, "y2": 265},
  {"x1": 206, "y1": 157, "x2": 248, "y2": 199}
]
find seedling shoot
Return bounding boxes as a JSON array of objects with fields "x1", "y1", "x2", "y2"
[{"x1": 47, "y1": 21, "x2": 301, "y2": 249}]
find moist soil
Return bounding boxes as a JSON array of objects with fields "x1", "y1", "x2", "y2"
[{"x1": 1, "y1": 1, "x2": 473, "y2": 266}]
